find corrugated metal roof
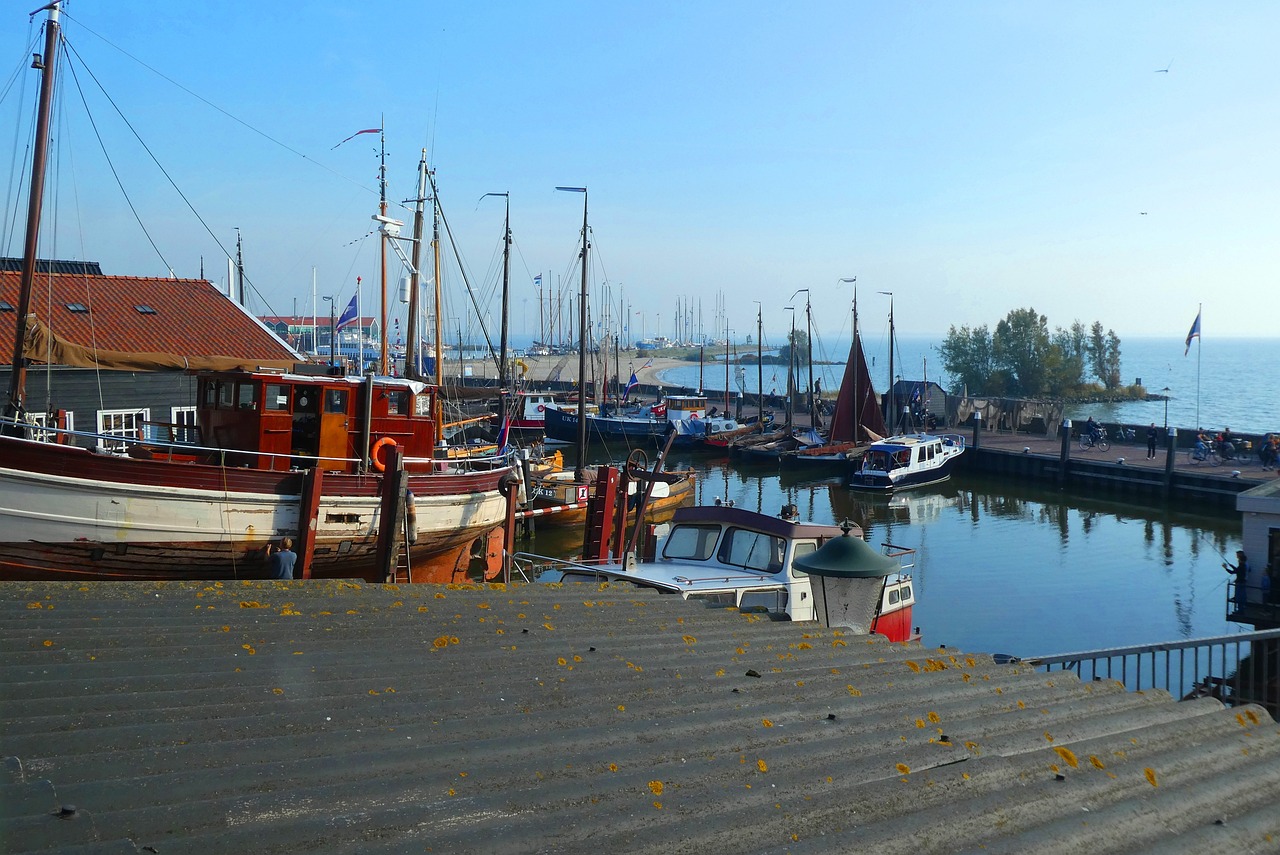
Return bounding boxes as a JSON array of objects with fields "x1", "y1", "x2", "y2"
[{"x1": 2, "y1": 580, "x2": 1279, "y2": 854}]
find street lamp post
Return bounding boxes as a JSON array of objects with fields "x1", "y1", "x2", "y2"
[{"x1": 1162, "y1": 387, "x2": 1170, "y2": 430}]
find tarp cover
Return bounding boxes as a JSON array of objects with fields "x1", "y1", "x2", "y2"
[{"x1": 22, "y1": 314, "x2": 297, "y2": 372}]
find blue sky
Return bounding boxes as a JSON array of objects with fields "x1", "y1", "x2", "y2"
[{"x1": 1, "y1": 1, "x2": 1276, "y2": 342}]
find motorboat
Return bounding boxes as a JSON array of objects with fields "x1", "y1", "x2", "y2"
[{"x1": 848, "y1": 432, "x2": 966, "y2": 492}]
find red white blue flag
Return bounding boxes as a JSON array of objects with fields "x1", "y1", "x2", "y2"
[
  {"x1": 335, "y1": 293, "x2": 359, "y2": 330},
  {"x1": 1184, "y1": 309, "x2": 1201, "y2": 356}
]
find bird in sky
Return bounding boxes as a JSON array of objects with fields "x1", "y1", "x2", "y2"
[{"x1": 1155, "y1": 60, "x2": 1172, "y2": 73}]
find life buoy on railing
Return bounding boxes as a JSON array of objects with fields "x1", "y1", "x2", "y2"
[{"x1": 370, "y1": 437, "x2": 397, "y2": 472}]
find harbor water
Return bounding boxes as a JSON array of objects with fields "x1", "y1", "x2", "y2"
[
  {"x1": 652, "y1": 335, "x2": 1280, "y2": 436},
  {"x1": 522, "y1": 450, "x2": 1244, "y2": 662}
]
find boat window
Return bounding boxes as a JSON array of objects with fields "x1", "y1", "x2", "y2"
[
  {"x1": 900, "y1": 584, "x2": 912, "y2": 602},
  {"x1": 237, "y1": 383, "x2": 257, "y2": 410},
  {"x1": 415, "y1": 393, "x2": 432, "y2": 416},
  {"x1": 324, "y1": 389, "x2": 349, "y2": 415},
  {"x1": 386, "y1": 390, "x2": 410, "y2": 415},
  {"x1": 888, "y1": 589, "x2": 900, "y2": 605},
  {"x1": 218, "y1": 382, "x2": 234, "y2": 408},
  {"x1": 662, "y1": 524, "x2": 721, "y2": 561},
  {"x1": 265, "y1": 384, "x2": 289, "y2": 411},
  {"x1": 718, "y1": 527, "x2": 786, "y2": 573},
  {"x1": 927, "y1": 445, "x2": 935, "y2": 461},
  {"x1": 202, "y1": 381, "x2": 217, "y2": 408},
  {"x1": 790, "y1": 541, "x2": 817, "y2": 576}
]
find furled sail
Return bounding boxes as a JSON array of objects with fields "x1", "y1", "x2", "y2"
[{"x1": 21, "y1": 315, "x2": 297, "y2": 372}]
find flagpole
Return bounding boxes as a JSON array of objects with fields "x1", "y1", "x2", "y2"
[{"x1": 1195, "y1": 302, "x2": 1201, "y2": 430}]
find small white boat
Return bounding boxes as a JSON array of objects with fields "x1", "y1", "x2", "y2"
[
  {"x1": 848, "y1": 432, "x2": 966, "y2": 492},
  {"x1": 519, "y1": 505, "x2": 917, "y2": 641}
]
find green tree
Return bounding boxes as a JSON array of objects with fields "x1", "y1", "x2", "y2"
[
  {"x1": 938, "y1": 324, "x2": 994, "y2": 394},
  {"x1": 993, "y1": 308, "x2": 1051, "y2": 396},
  {"x1": 777, "y1": 328, "x2": 810, "y2": 366},
  {"x1": 1104, "y1": 329, "x2": 1122, "y2": 389},
  {"x1": 1087, "y1": 321, "x2": 1107, "y2": 386}
]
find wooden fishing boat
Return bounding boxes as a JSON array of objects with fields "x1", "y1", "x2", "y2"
[{"x1": 0, "y1": 4, "x2": 513, "y2": 584}]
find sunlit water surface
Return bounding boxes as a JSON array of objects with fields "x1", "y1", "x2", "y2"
[{"x1": 520, "y1": 450, "x2": 1243, "y2": 660}]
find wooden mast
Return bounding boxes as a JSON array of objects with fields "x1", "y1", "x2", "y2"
[
  {"x1": 405, "y1": 150, "x2": 427, "y2": 380},
  {"x1": 430, "y1": 167, "x2": 445, "y2": 429},
  {"x1": 6, "y1": 1, "x2": 62, "y2": 422},
  {"x1": 481, "y1": 192, "x2": 512, "y2": 427},
  {"x1": 377, "y1": 125, "x2": 389, "y2": 376},
  {"x1": 756, "y1": 303, "x2": 763, "y2": 425}
]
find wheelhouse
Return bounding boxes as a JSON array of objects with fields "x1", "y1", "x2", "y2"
[{"x1": 195, "y1": 365, "x2": 440, "y2": 473}]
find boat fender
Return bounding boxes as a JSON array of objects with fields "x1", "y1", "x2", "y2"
[
  {"x1": 498, "y1": 472, "x2": 521, "y2": 499},
  {"x1": 404, "y1": 490, "x2": 418, "y2": 544},
  {"x1": 370, "y1": 437, "x2": 396, "y2": 472}
]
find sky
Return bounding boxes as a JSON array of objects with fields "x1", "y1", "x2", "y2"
[{"x1": 1, "y1": 1, "x2": 1277, "y2": 344}]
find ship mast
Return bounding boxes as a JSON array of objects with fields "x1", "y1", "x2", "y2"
[
  {"x1": 555, "y1": 186, "x2": 588, "y2": 482},
  {"x1": 377, "y1": 124, "x2": 389, "y2": 375},
  {"x1": 404, "y1": 150, "x2": 428, "y2": 379},
  {"x1": 6, "y1": 1, "x2": 62, "y2": 423}
]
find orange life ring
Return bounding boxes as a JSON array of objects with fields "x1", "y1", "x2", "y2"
[{"x1": 370, "y1": 437, "x2": 397, "y2": 472}]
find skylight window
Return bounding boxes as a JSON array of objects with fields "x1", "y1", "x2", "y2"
[
  {"x1": 65, "y1": 302, "x2": 89, "y2": 314},
  {"x1": 0, "y1": 301, "x2": 13, "y2": 312},
  {"x1": 134, "y1": 304, "x2": 157, "y2": 315}
]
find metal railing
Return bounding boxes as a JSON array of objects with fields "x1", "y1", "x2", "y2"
[
  {"x1": 0, "y1": 414, "x2": 518, "y2": 474},
  {"x1": 1023, "y1": 627, "x2": 1280, "y2": 716}
]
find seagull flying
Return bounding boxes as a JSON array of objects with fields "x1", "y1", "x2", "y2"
[{"x1": 1155, "y1": 60, "x2": 1172, "y2": 73}]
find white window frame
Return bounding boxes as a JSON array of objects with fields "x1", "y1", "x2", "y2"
[
  {"x1": 170, "y1": 405, "x2": 199, "y2": 445},
  {"x1": 27, "y1": 410, "x2": 74, "y2": 443},
  {"x1": 97, "y1": 408, "x2": 150, "y2": 452}
]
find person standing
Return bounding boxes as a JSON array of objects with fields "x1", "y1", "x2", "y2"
[
  {"x1": 1146, "y1": 423, "x2": 1158, "y2": 460},
  {"x1": 266, "y1": 537, "x2": 297, "y2": 580},
  {"x1": 1224, "y1": 550, "x2": 1249, "y2": 609}
]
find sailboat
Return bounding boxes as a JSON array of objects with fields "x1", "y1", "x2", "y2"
[
  {"x1": 779, "y1": 287, "x2": 886, "y2": 466},
  {"x1": 0, "y1": 4, "x2": 515, "y2": 583},
  {"x1": 847, "y1": 293, "x2": 965, "y2": 492}
]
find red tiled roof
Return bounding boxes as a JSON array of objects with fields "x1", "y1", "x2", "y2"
[{"x1": 0, "y1": 271, "x2": 298, "y2": 362}]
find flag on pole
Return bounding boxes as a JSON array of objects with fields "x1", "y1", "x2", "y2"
[
  {"x1": 533, "y1": 274, "x2": 542, "y2": 287},
  {"x1": 335, "y1": 293, "x2": 359, "y2": 330},
  {"x1": 623, "y1": 372, "x2": 639, "y2": 399},
  {"x1": 496, "y1": 414, "x2": 511, "y2": 456},
  {"x1": 1184, "y1": 309, "x2": 1201, "y2": 356},
  {"x1": 331, "y1": 128, "x2": 382, "y2": 150}
]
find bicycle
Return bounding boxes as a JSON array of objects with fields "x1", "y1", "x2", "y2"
[
  {"x1": 1187, "y1": 442, "x2": 1221, "y2": 466},
  {"x1": 1079, "y1": 429, "x2": 1110, "y2": 452},
  {"x1": 1112, "y1": 426, "x2": 1137, "y2": 443}
]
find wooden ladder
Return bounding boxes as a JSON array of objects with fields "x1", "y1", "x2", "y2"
[{"x1": 581, "y1": 466, "x2": 620, "y2": 562}]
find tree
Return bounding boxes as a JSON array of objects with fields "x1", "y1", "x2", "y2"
[
  {"x1": 1087, "y1": 321, "x2": 1106, "y2": 386},
  {"x1": 776, "y1": 328, "x2": 810, "y2": 366},
  {"x1": 938, "y1": 324, "x2": 995, "y2": 394},
  {"x1": 1104, "y1": 329, "x2": 1122, "y2": 389},
  {"x1": 993, "y1": 308, "x2": 1051, "y2": 396}
]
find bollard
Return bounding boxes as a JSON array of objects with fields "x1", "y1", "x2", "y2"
[
  {"x1": 1163, "y1": 427, "x2": 1177, "y2": 499},
  {"x1": 971, "y1": 411, "x2": 982, "y2": 449},
  {"x1": 1059, "y1": 419, "x2": 1072, "y2": 486}
]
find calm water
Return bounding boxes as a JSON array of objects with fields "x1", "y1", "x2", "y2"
[
  {"x1": 655, "y1": 335, "x2": 1280, "y2": 436},
  {"x1": 522, "y1": 450, "x2": 1244, "y2": 660}
]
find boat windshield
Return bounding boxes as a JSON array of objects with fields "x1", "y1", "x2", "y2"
[
  {"x1": 662, "y1": 524, "x2": 721, "y2": 561},
  {"x1": 717, "y1": 527, "x2": 786, "y2": 573}
]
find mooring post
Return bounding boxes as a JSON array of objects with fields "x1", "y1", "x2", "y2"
[
  {"x1": 1163, "y1": 427, "x2": 1177, "y2": 499},
  {"x1": 1058, "y1": 419, "x2": 1072, "y2": 487},
  {"x1": 971, "y1": 411, "x2": 982, "y2": 449}
]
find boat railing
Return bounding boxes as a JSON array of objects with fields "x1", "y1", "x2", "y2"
[
  {"x1": 1022, "y1": 627, "x2": 1280, "y2": 717},
  {"x1": 511, "y1": 552, "x2": 618, "y2": 582},
  {"x1": 938, "y1": 433, "x2": 967, "y2": 449},
  {"x1": 0, "y1": 414, "x2": 517, "y2": 474}
]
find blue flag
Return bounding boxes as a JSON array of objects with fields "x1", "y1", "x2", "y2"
[
  {"x1": 624, "y1": 371, "x2": 639, "y2": 398},
  {"x1": 533, "y1": 274, "x2": 542, "y2": 287},
  {"x1": 335, "y1": 293, "x2": 358, "y2": 330},
  {"x1": 1184, "y1": 309, "x2": 1201, "y2": 356}
]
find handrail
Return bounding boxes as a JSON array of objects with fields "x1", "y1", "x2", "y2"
[
  {"x1": 1023, "y1": 627, "x2": 1280, "y2": 716},
  {"x1": 0, "y1": 414, "x2": 517, "y2": 474},
  {"x1": 510, "y1": 552, "x2": 617, "y2": 583}
]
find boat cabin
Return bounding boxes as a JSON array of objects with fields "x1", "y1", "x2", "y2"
[
  {"x1": 665, "y1": 396, "x2": 708, "y2": 422},
  {"x1": 195, "y1": 365, "x2": 439, "y2": 473}
]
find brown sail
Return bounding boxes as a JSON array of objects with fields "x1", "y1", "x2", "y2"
[{"x1": 827, "y1": 330, "x2": 886, "y2": 443}]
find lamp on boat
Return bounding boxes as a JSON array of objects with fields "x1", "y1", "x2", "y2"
[{"x1": 794, "y1": 521, "x2": 898, "y2": 634}]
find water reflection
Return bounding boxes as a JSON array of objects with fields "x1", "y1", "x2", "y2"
[{"x1": 526, "y1": 449, "x2": 1242, "y2": 657}]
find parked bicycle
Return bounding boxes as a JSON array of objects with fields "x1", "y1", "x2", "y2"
[
  {"x1": 1079, "y1": 428, "x2": 1110, "y2": 452},
  {"x1": 1188, "y1": 441, "x2": 1221, "y2": 466},
  {"x1": 1112, "y1": 425, "x2": 1137, "y2": 443}
]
